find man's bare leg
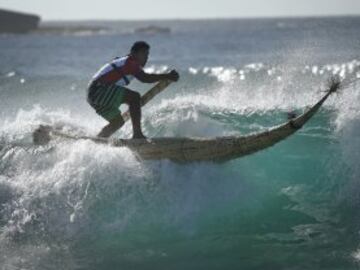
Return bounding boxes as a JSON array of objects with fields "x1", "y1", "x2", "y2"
[
  {"x1": 123, "y1": 89, "x2": 146, "y2": 139},
  {"x1": 97, "y1": 114, "x2": 125, "y2": 138}
]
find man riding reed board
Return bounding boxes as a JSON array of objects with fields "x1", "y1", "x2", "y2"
[{"x1": 87, "y1": 41, "x2": 179, "y2": 139}]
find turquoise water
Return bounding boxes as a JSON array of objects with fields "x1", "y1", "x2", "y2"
[{"x1": 0, "y1": 17, "x2": 360, "y2": 269}]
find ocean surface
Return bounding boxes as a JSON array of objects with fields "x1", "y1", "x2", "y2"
[{"x1": 0, "y1": 17, "x2": 360, "y2": 269}]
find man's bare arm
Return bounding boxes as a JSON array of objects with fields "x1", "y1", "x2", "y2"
[{"x1": 135, "y1": 69, "x2": 179, "y2": 83}]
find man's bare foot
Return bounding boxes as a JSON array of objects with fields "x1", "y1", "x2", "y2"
[{"x1": 132, "y1": 133, "x2": 147, "y2": 139}]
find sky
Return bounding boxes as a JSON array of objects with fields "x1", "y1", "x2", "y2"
[{"x1": 1, "y1": 0, "x2": 360, "y2": 21}]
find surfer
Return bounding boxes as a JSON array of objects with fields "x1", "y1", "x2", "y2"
[{"x1": 87, "y1": 41, "x2": 179, "y2": 139}]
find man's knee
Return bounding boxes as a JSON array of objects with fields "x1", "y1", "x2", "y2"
[
  {"x1": 110, "y1": 115, "x2": 124, "y2": 128},
  {"x1": 123, "y1": 90, "x2": 141, "y2": 105}
]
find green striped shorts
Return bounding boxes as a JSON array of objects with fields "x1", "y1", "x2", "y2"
[{"x1": 87, "y1": 82, "x2": 125, "y2": 121}]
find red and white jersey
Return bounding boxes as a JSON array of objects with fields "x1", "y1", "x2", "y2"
[{"x1": 91, "y1": 55, "x2": 143, "y2": 86}]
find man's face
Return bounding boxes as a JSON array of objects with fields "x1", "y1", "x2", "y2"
[{"x1": 134, "y1": 49, "x2": 149, "y2": 67}]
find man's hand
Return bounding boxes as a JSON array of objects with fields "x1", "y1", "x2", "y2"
[{"x1": 167, "y1": 69, "x2": 179, "y2": 82}]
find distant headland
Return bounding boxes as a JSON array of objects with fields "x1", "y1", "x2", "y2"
[{"x1": 0, "y1": 8, "x2": 41, "y2": 33}]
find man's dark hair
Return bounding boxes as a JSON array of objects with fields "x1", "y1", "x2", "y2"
[{"x1": 130, "y1": 41, "x2": 150, "y2": 54}]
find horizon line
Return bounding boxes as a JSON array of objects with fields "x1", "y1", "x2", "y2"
[
  {"x1": 41, "y1": 14, "x2": 360, "y2": 23},
  {"x1": 1, "y1": 7, "x2": 359, "y2": 22}
]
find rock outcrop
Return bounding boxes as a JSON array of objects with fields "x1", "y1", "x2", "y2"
[{"x1": 0, "y1": 8, "x2": 40, "y2": 33}]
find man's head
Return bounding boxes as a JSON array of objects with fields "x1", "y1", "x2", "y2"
[{"x1": 130, "y1": 41, "x2": 150, "y2": 67}]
